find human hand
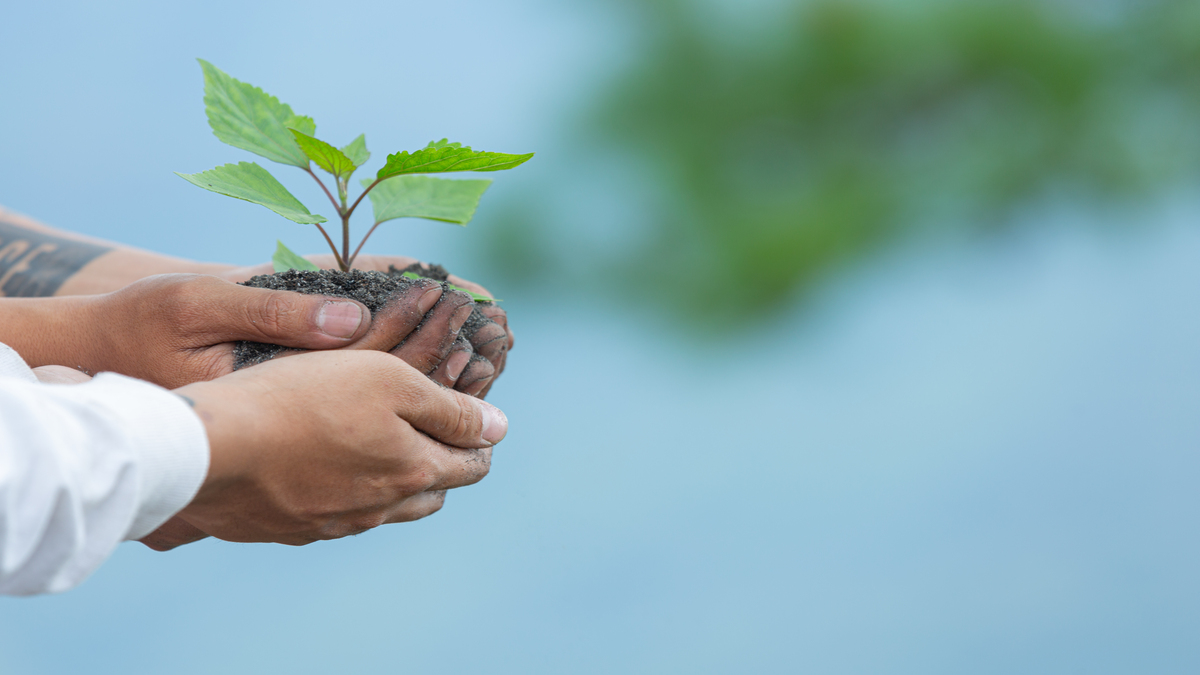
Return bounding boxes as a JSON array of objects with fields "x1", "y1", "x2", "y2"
[
  {"x1": 145, "y1": 350, "x2": 506, "y2": 548},
  {"x1": 220, "y1": 254, "x2": 513, "y2": 396},
  {"x1": 61, "y1": 273, "x2": 372, "y2": 389}
]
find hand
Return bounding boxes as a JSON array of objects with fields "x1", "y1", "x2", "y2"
[
  {"x1": 221, "y1": 254, "x2": 513, "y2": 396},
  {"x1": 66, "y1": 274, "x2": 374, "y2": 389},
  {"x1": 143, "y1": 350, "x2": 507, "y2": 549}
]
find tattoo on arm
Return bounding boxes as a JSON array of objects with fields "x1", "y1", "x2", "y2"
[{"x1": 0, "y1": 220, "x2": 111, "y2": 297}]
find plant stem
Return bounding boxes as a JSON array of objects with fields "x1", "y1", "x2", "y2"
[
  {"x1": 341, "y1": 212, "x2": 351, "y2": 271},
  {"x1": 346, "y1": 220, "x2": 384, "y2": 269},
  {"x1": 314, "y1": 224, "x2": 345, "y2": 270},
  {"x1": 345, "y1": 177, "x2": 382, "y2": 220},
  {"x1": 306, "y1": 167, "x2": 342, "y2": 216}
]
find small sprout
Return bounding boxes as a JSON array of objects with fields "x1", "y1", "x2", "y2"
[{"x1": 178, "y1": 60, "x2": 532, "y2": 279}]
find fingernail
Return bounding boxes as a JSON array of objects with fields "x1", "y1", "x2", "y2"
[
  {"x1": 446, "y1": 349, "x2": 472, "y2": 381},
  {"x1": 417, "y1": 286, "x2": 443, "y2": 314},
  {"x1": 478, "y1": 400, "x2": 508, "y2": 445},
  {"x1": 450, "y1": 302, "x2": 475, "y2": 336},
  {"x1": 317, "y1": 301, "x2": 364, "y2": 338}
]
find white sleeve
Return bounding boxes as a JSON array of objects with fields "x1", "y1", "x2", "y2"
[{"x1": 0, "y1": 344, "x2": 209, "y2": 596}]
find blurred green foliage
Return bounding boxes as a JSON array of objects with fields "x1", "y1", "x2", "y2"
[{"x1": 490, "y1": 0, "x2": 1200, "y2": 324}]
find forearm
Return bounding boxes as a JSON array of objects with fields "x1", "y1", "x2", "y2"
[
  {"x1": 0, "y1": 296, "x2": 101, "y2": 370},
  {"x1": 0, "y1": 206, "x2": 233, "y2": 297}
]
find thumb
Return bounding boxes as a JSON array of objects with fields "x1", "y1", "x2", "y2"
[{"x1": 200, "y1": 280, "x2": 371, "y2": 349}]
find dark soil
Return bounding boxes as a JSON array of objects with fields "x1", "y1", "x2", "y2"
[
  {"x1": 233, "y1": 265, "x2": 497, "y2": 370},
  {"x1": 392, "y1": 262, "x2": 450, "y2": 282}
]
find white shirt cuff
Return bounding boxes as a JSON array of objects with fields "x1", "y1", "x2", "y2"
[{"x1": 81, "y1": 373, "x2": 210, "y2": 540}]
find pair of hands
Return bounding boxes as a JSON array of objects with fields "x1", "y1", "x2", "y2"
[
  {"x1": 31, "y1": 256, "x2": 512, "y2": 550},
  {"x1": 71, "y1": 255, "x2": 509, "y2": 397}
]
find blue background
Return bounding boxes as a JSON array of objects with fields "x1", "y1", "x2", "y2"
[{"x1": 2, "y1": 1, "x2": 1200, "y2": 672}]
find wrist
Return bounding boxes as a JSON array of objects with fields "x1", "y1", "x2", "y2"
[
  {"x1": 173, "y1": 379, "x2": 257, "y2": 507},
  {"x1": 0, "y1": 295, "x2": 104, "y2": 372}
]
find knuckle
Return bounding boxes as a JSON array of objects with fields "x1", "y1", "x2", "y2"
[
  {"x1": 422, "y1": 492, "x2": 448, "y2": 517},
  {"x1": 401, "y1": 492, "x2": 447, "y2": 522},
  {"x1": 250, "y1": 292, "x2": 301, "y2": 334},
  {"x1": 351, "y1": 512, "x2": 387, "y2": 533},
  {"x1": 441, "y1": 397, "x2": 480, "y2": 444},
  {"x1": 398, "y1": 463, "x2": 440, "y2": 495},
  {"x1": 460, "y1": 448, "x2": 493, "y2": 486}
]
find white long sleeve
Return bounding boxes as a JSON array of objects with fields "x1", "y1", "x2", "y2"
[{"x1": 0, "y1": 344, "x2": 209, "y2": 595}]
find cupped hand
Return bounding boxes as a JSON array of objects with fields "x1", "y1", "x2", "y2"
[
  {"x1": 72, "y1": 274, "x2": 372, "y2": 389},
  {"x1": 148, "y1": 350, "x2": 507, "y2": 548},
  {"x1": 220, "y1": 254, "x2": 513, "y2": 394}
]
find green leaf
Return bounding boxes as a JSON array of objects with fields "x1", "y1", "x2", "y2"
[
  {"x1": 341, "y1": 134, "x2": 370, "y2": 168},
  {"x1": 400, "y1": 272, "x2": 498, "y2": 302},
  {"x1": 198, "y1": 59, "x2": 312, "y2": 168},
  {"x1": 290, "y1": 129, "x2": 356, "y2": 180},
  {"x1": 362, "y1": 175, "x2": 491, "y2": 226},
  {"x1": 376, "y1": 139, "x2": 533, "y2": 180},
  {"x1": 176, "y1": 162, "x2": 327, "y2": 225},
  {"x1": 272, "y1": 240, "x2": 321, "y2": 272},
  {"x1": 284, "y1": 114, "x2": 316, "y2": 137}
]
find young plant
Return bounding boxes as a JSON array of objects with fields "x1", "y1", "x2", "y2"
[{"x1": 177, "y1": 60, "x2": 532, "y2": 287}]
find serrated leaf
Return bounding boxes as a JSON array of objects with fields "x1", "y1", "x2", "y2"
[
  {"x1": 400, "y1": 272, "x2": 498, "y2": 302},
  {"x1": 284, "y1": 114, "x2": 316, "y2": 137},
  {"x1": 272, "y1": 240, "x2": 321, "y2": 272},
  {"x1": 199, "y1": 59, "x2": 311, "y2": 168},
  {"x1": 176, "y1": 162, "x2": 326, "y2": 225},
  {"x1": 376, "y1": 140, "x2": 533, "y2": 180},
  {"x1": 341, "y1": 134, "x2": 370, "y2": 168},
  {"x1": 290, "y1": 129, "x2": 356, "y2": 180},
  {"x1": 363, "y1": 175, "x2": 491, "y2": 226}
]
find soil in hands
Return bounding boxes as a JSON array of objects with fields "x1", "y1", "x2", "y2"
[{"x1": 233, "y1": 265, "x2": 498, "y2": 370}]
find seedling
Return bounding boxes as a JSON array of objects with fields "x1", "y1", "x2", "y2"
[{"x1": 177, "y1": 60, "x2": 532, "y2": 296}]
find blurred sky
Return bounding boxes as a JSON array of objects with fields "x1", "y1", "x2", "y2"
[{"x1": 2, "y1": 1, "x2": 1200, "y2": 673}]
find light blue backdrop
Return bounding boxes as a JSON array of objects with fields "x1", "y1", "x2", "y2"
[{"x1": 2, "y1": 1, "x2": 1199, "y2": 673}]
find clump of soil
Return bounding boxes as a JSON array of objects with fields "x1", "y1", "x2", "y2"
[
  {"x1": 392, "y1": 262, "x2": 450, "y2": 282},
  {"x1": 233, "y1": 265, "x2": 498, "y2": 370}
]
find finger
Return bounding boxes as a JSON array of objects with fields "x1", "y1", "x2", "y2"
[
  {"x1": 188, "y1": 277, "x2": 371, "y2": 349},
  {"x1": 315, "y1": 490, "x2": 450, "y2": 540},
  {"x1": 388, "y1": 364, "x2": 509, "y2": 447},
  {"x1": 390, "y1": 288, "x2": 475, "y2": 374},
  {"x1": 424, "y1": 444, "x2": 493, "y2": 492},
  {"x1": 445, "y1": 273, "x2": 514, "y2": 351},
  {"x1": 454, "y1": 354, "x2": 495, "y2": 398},
  {"x1": 427, "y1": 335, "x2": 475, "y2": 388},
  {"x1": 345, "y1": 277, "x2": 444, "y2": 352},
  {"x1": 384, "y1": 490, "x2": 448, "y2": 524},
  {"x1": 476, "y1": 303, "x2": 515, "y2": 351},
  {"x1": 461, "y1": 306, "x2": 508, "y2": 367},
  {"x1": 139, "y1": 516, "x2": 210, "y2": 551}
]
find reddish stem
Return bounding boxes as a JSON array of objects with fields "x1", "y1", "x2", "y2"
[
  {"x1": 314, "y1": 224, "x2": 345, "y2": 270},
  {"x1": 346, "y1": 220, "x2": 385, "y2": 269},
  {"x1": 306, "y1": 167, "x2": 343, "y2": 216},
  {"x1": 342, "y1": 213, "x2": 351, "y2": 271},
  {"x1": 345, "y1": 177, "x2": 382, "y2": 219}
]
